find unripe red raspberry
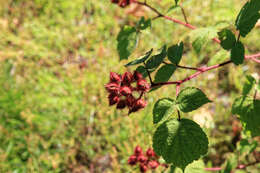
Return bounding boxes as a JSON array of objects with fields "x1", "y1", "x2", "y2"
[
  {"x1": 116, "y1": 99, "x2": 127, "y2": 109},
  {"x1": 133, "y1": 71, "x2": 143, "y2": 81},
  {"x1": 140, "y1": 163, "x2": 148, "y2": 173},
  {"x1": 122, "y1": 71, "x2": 133, "y2": 84},
  {"x1": 120, "y1": 86, "x2": 132, "y2": 96},
  {"x1": 134, "y1": 145, "x2": 143, "y2": 156},
  {"x1": 128, "y1": 155, "x2": 137, "y2": 165},
  {"x1": 138, "y1": 155, "x2": 148, "y2": 163},
  {"x1": 146, "y1": 148, "x2": 156, "y2": 158},
  {"x1": 137, "y1": 79, "x2": 150, "y2": 92},
  {"x1": 110, "y1": 72, "x2": 121, "y2": 83},
  {"x1": 108, "y1": 93, "x2": 119, "y2": 106},
  {"x1": 148, "y1": 160, "x2": 159, "y2": 169},
  {"x1": 105, "y1": 82, "x2": 119, "y2": 93}
]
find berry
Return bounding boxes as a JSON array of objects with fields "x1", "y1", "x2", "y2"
[
  {"x1": 146, "y1": 148, "x2": 156, "y2": 158},
  {"x1": 110, "y1": 72, "x2": 121, "y2": 83},
  {"x1": 126, "y1": 95, "x2": 135, "y2": 107},
  {"x1": 122, "y1": 71, "x2": 134, "y2": 84},
  {"x1": 108, "y1": 93, "x2": 119, "y2": 106},
  {"x1": 105, "y1": 82, "x2": 119, "y2": 93},
  {"x1": 148, "y1": 160, "x2": 159, "y2": 169},
  {"x1": 137, "y1": 155, "x2": 148, "y2": 163},
  {"x1": 128, "y1": 155, "x2": 137, "y2": 165},
  {"x1": 116, "y1": 99, "x2": 127, "y2": 109},
  {"x1": 137, "y1": 79, "x2": 150, "y2": 92},
  {"x1": 129, "y1": 99, "x2": 147, "y2": 114},
  {"x1": 120, "y1": 86, "x2": 132, "y2": 96},
  {"x1": 140, "y1": 163, "x2": 148, "y2": 173},
  {"x1": 134, "y1": 145, "x2": 143, "y2": 156}
]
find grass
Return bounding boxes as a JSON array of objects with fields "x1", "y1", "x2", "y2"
[{"x1": 0, "y1": 0, "x2": 259, "y2": 172}]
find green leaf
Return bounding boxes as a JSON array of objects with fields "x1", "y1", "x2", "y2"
[
  {"x1": 230, "y1": 41, "x2": 245, "y2": 65},
  {"x1": 232, "y1": 96, "x2": 260, "y2": 137},
  {"x1": 137, "y1": 16, "x2": 151, "y2": 30},
  {"x1": 218, "y1": 29, "x2": 236, "y2": 50},
  {"x1": 135, "y1": 65, "x2": 148, "y2": 78},
  {"x1": 117, "y1": 26, "x2": 138, "y2": 60},
  {"x1": 242, "y1": 75, "x2": 256, "y2": 96},
  {"x1": 125, "y1": 49, "x2": 153, "y2": 67},
  {"x1": 153, "y1": 118, "x2": 208, "y2": 170},
  {"x1": 239, "y1": 139, "x2": 258, "y2": 154},
  {"x1": 153, "y1": 98, "x2": 175, "y2": 124},
  {"x1": 175, "y1": 0, "x2": 180, "y2": 5},
  {"x1": 190, "y1": 27, "x2": 217, "y2": 54},
  {"x1": 176, "y1": 87, "x2": 212, "y2": 113},
  {"x1": 235, "y1": 0, "x2": 260, "y2": 37},
  {"x1": 167, "y1": 42, "x2": 183, "y2": 65},
  {"x1": 146, "y1": 45, "x2": 167, "y2": 70},
  {"x1": 154, "y1": 64, "x2": 176, "y2": 83},
  {"x1": 208, "y1": 49, "x2": 229, "y2": 66},
  {"x1": 173, "y1": 160, "x2": 206, "y2": 173}
]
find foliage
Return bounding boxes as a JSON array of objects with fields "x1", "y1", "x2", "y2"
[{"x1": 0, "y1": 0, "x2": 260, "y2": 172}]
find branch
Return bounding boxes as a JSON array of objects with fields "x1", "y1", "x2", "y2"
[
  {"x1": 133, "y1": 0, "x2": 260, "y2": 62},
  {"x1": 151, "y1": 60, "x2": 232, "y2": 87},
  {"x1": 205, "y1": 160, "x2": 260, "y2": 171}
]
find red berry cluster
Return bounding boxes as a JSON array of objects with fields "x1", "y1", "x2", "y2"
[
  {"x1": 111, "y1": 0, "x2": 134, "y2": 8},
  {"x1": 128, "y1": 146, "x2": 166, "y2": 172},
  {"x1": 105, "y1": 71, "x2": 150, "y2": 114}
]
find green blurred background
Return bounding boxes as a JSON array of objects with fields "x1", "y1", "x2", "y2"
[{"x1": 0, "y1": 0, "x2": 259, "y2": 172}]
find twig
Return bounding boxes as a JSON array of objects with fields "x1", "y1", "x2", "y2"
[
  {"x1": 180, "y1": 5, "x2": 188, "y2": 24},
  {"x1": 152, "y1": 60, "x2": 232, "y2": 87}
]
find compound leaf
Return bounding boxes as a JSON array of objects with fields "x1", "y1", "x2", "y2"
[
  {"x1": 153, "y1": 98, "x2": 175, "y2": 124},
  {"x1": 153, "y1": 118, "x2": 208, "y2": 171},
  {"x1": 176, "y1": 87, "x2": 212, "y2": 113}
]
